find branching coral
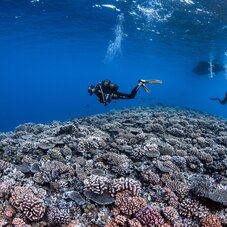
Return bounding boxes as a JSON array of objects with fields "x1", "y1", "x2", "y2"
[
  {"x1": 161, "y1": 174, "x2": 189, "y2": 198},
  {"x1": 179, "y1": 197, "x2": 209, "y2": 219},
  {"x1": 10, "y1": 186, "x2": 46, "y2": 221},
  {"x1": 83, "y1": 175, "x2": 114, "y2": 205},
  {"x1": 162, "y1": 206, "x2": 178, "y2": 223},
  {"x1": 0, "y1": 179, "x2": 16, "y2": 197},
  {"x1": 47, "y1": 206, "x2": 71, "y2": 226},
  {"x1": 115, "y1": 190, "x2": 147, "y2": 215},
  {"x1": 33, "y1": 160, "x2": 74, "y2": 184},
  {"x1": 77, "y1": 136, "x2": 106, "y2": 153},
  {"x1": 12, "y1": 217, "x2": 26, "y2": 227},
  {"x1": 95, "y1": 152, "x2": 132, "y2": 175},
  {"x1": 190, "y1": 175, "x2": 211, "y2": 197},
  {"x1": 141, "y1": 170, "x2": 160, "y2": 185},
  {"x1": 84, "y1": 175, "x2": 110, "y2": 194},
  {"x1": 200, "y1": 214, "x2": 222, "y2": 227},
  {"x1": 110, "y1": 177, "x2": 141, "y2": 196},
  {"x1": 135, "y1": 205, "x2": 164, "y2": 226}
]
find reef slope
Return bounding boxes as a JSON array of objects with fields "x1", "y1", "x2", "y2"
[{"x1": 0, "y1": 105, "x2": 226, "y2": 226}]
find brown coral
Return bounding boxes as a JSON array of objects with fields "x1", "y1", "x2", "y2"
[{"x1": 200, "y1": 214, "x2": 222, "y2": 227}]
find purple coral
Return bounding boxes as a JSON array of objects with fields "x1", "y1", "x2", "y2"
[
  {"x1": 141, "y1": 170, "x2": 160, "y2": 185},
  {"x1": 135, "y1": 205, "x2": 164, "y2": 226},
  {"x1": 162, "y1": 206, "x2": 178, "y2": 223}
]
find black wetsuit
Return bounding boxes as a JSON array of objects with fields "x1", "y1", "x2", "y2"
[
  {"x1": 210, "y1": 93, "x2": 227, "y2": 105},
  {"x1": 94, "y1": 81, "x2": 142, "y2": 106}
]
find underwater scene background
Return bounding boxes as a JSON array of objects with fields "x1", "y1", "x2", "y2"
[
  {"x1": 0, "y1": 1, "x2": 227, "y2": 227},
  {"x1": 0, "y1": 0, "x2": 227, "y2": 132}
]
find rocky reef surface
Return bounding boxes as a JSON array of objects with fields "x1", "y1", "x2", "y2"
[{"x1": 0, "y1": 105, "x2": 226, "y2": 227}]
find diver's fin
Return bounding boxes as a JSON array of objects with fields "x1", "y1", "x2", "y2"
[
  {"x1": 140, "y1": 79, "x2": 163, "y2": 85},
  {"x1": 141, "y1": 84, "x2": 151, "y2": 93}
]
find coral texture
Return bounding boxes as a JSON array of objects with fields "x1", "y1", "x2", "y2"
[{"x1": 10, "y1": 186, "x2": 46, "y2": 221}]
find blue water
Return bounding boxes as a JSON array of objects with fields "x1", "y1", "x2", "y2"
[{"x1": 0, "y1": 0, "x2": 227, "y2": 132}]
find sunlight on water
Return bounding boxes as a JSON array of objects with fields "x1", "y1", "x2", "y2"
[
  {"x1": 136, "y1": 1, "x2": 173, "y2": 22},
  {"x1": 105, "y1": 14, "x2": 124, "y2": 61},
  {"x1": 179, "y1": 0, "x2": 195, "y2": 5},
  {"x1": 93, "y1": 4, "x2": 121, "y2": 12}
]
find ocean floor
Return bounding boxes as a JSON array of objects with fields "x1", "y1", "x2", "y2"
[{"x1": 0, "y1": 105, "x2": 226, "y2": 227}]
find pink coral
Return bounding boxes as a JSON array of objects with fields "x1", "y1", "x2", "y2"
[
  {"x1": 105, "y1": 219, "x2": 119, "y2": 227},
  {"x1": 115, "y1": 215, "x2": 127, "y2": 225},
  {"x1": 115, "y1": 190, "x2": 147, "y2": 215},
  {"x1": 135, "y1": 205, "x2": 164, "y2": 226},
  {"x1": 200, "y1": 214, "x2": 222, "y2": 227},
  {"x1": 4, "y1": 205, "x2": 16, "y2": 220},
  {"x1": 0, "y1": 179, "x2": 16, "y2": 197},
  {"x1": 128, "y1": 218, "x2": 142, "y2": 227},
  {"x1": 12, "y1": 218, "x2": 26, "y2": 227},
  {"x1": 10, "y1": 186, "x2": 46, "y2": 221}
]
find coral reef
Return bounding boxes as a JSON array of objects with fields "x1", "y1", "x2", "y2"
[{"x1": 0, "y1": 105, "x2": 226, "y2": 226}]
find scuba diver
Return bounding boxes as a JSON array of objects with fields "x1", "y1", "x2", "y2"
[
  {"x1": 210, "y1": 93, "x2": 227, "y2": 105},
  {"x1": 88, "y1": 79, "x2": 163, "y2": 106}
]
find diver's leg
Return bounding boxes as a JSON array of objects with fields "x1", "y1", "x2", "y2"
[
  {"x1": 210, "y1": 97, "x2": 224, "y2": 104},
  {"x1": 112, "y1": 82, "x2": 143, "y2": 100},
  {"x1": 210, "y1": 97, "x2": 218, "y2": 101}
]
